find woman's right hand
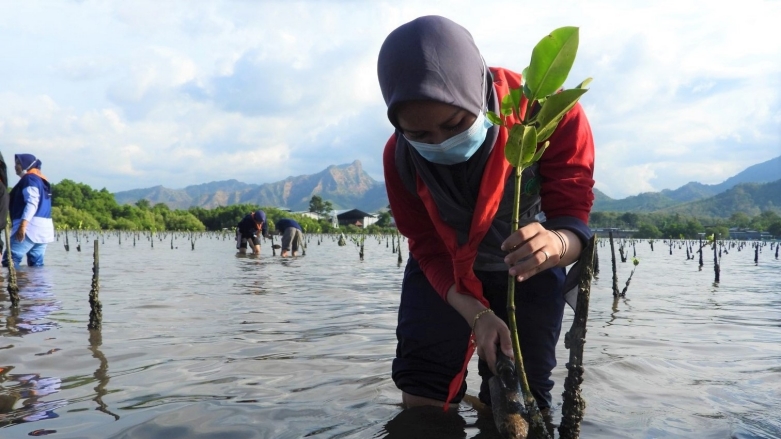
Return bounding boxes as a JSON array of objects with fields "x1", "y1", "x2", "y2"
[
  {"x1": 473, "y1": 312, "x2": 514, "y2": 375},
  {"x1": 445, "y1": 285, "x2": 515, "y2": 375}
]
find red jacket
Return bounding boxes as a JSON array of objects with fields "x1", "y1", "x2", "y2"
[
  {"x1": 383, "y1": 67, "x2": 595, "y2": 407},
  {"x1": 383, "y1": 67, "x2": 595, "y2": 304}
]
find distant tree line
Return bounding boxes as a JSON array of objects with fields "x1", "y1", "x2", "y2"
[
  {"x1": 51, "y1": 179, "x2": 397, "y2": 233},
  {"x1": 53, "y1": 179, "x2": 779, "y2": 238},
  {"x1": 589, "y1": 211, "x2": 781, "y2": 239}
]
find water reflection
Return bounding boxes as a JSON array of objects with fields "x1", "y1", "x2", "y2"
[
  {"x1": 89, "y1": 329, "x2": 120, "y2": 420},
  {"x1": 379, "y1": 406, "x2": 468, "y2": 439},
  {"x1": 0, "y1": 268, "x2": 66, "y2": 427},
  {"x1": 2, "y1": 235, "x2": 780, "y2": 438},
  {"x1": 0, "y1": 367, "x2": 65, "y2": 426},
  {"x1": 378, "y1": 405, "x2": 505, "y2": 439},
  {"x1": 1, "y1": 270, "x2": 60, "y2": 337}
]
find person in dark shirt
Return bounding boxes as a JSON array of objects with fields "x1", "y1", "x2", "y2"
[
  {"x1": 236, "y1": 210, "x2": 268, "y2": 255},
  {"x1": 274, "y1": 218, "x2": 304, "y2": 257}
]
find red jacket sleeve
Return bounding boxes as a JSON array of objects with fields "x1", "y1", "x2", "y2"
[
  {"x1": 538, "y1": 102, "x2": 595, "y2": 224},
  {"x1": 383, "y1": 136, "x2": 455, "y2": 299}
]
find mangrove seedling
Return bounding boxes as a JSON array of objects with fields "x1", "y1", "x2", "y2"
[
  {"x1": 619, "y1": 257, "x2": 639, "y2": 297},
  {"x1": 486, "y1": 26, "x2": 590, "y2": 439}
]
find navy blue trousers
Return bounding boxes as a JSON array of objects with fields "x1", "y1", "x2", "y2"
[{"x1": 391, "y1": 255, "x2": 566, "y2": 409}]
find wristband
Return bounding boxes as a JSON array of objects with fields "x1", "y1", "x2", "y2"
[
  {"x1": 471, "y1": 308, "x2": 494, "y2": 331},
  {"x1": 551, "y1": 229, "x2": 567, "y2": 259}
]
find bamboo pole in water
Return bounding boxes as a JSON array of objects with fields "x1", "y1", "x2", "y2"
[
  {"x1": 88, "y1": 240, "x2": 102, "y2": 330},
  {"x1": 559, "y1": 235, "x2": 596, "y2": 439},
  {"x1": 397, "y1": 234, "x2": 403, "y2": 266},
  {"x1": 713, "y1": 239, "x2": 720, "y2": 283},
  {"x1": 609, "y1": 231, "x2": 619, "y2": 297},
  {"x1": 4, "y1": 222, "x2": 19, "y2": 307},
  {"x1": 698, "y1": 236, "x2": 704, "y2": 270}
]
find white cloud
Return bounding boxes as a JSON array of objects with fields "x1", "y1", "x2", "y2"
[{"x1": 0, "y1": 0, "x2": 778, "y2": 199}]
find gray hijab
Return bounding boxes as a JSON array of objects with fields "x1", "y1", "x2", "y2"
[{"x1": 377, "y1": 15, "x2": 500, "y2": 244}]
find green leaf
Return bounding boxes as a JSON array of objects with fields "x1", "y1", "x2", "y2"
[
  {"x1": 530, "y1": 140, "x2": 549, "y2": 164},
  {"x1": 510, "y1": 88, "x2": 522, "y2": 117},
  {"x1": 523, "y1": 82, "x2": 533, "y2": 100},
  {"x1": 576, "y1": 77, "x2": 592, "y2": 89},
  {"x1": 501, "y1": 94, "x2": 514, "y2": 116},
  {"x1": 535, "y1": 88, "x2": 588, "y2": 142},
  {"x1": 521, "y1": 66, "x2": 529, "y2": 86},
  {"x1": 486, "y1": 111, "x2": 503, "y2": 126},
  {"x1": 521, "y1": 125, "x2": 538, "y2": 166},
  {"x1": 525, "y1": 27, "x2": 579, "y2": 102},
  {"x1": 504, "y1": 124, "x2": 525, "y2": 167}
]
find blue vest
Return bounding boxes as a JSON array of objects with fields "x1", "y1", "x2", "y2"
[{"x1": 9, "y1": 173, "x2": 52, "y2": 220}]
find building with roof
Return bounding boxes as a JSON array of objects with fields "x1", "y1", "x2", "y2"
[{"x1": 336, "y1": 209, "x2": 377, "y2": 229}]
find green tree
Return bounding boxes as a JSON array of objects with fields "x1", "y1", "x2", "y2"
[
  {"x1": 634, "y1": 223, "x2": 661, "y2": 239},
  {"x1": 376, "y1": 211, "x2": 392, "y2": 227},
  {"x1": 135, "y1": 199, "x2": 151, "y2": 210},
  {"x1": 52, "y1": 206, "x2": 101, "y2": 230},
  {"x1": 705, "y1": 225, "x2": 730, "y2": 239},
  {"x1": 164, "y1": 211, "x2": 206, "y2": 231},
  {"x1": 729, "y1": 212, "x2": 751, "y2": 229},
  {"x1": 768, "y1": 220, "x2": 781, "y2": 238},
  {"x1": 619, "y1": 212, "x2": 639, "y2": 228},
  {"x1": 750, "y1": 210, "x2": 781, "y2": 231},
  {"x1": 308, "y1": 195, "x2": 333, "y2": 217}
]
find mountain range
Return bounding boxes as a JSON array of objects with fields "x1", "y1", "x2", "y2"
[
  {"x1": 592, "y1": 156, "x2": 780, "y2": 213},
  {"x1": 114, "y1": 156, "x2": 781, "y2": 217},
  {"x1": 114, "y1": 160, "x2": 389, "y2": 212}
]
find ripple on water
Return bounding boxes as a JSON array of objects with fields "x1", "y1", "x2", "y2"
[{"x1": 0, "y1": 237, "x2": 779, "y2": 438}]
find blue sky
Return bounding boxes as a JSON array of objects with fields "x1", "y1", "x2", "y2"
[{"x1": 0, "y1": 0, "x2": 779, "y2": 199}]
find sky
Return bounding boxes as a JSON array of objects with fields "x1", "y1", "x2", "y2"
[{"x1": 0, "y1": 0, "x2": 779, "y2": 199}]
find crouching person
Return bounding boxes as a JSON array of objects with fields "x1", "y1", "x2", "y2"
[
  {"x1": 236, "y1": 210, "x2": 268, "y2": 255},
  {"x1": 275, "y1": 218, "x2": 304, "y2": 257}
]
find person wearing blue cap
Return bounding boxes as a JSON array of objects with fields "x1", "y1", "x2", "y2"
[
  {"x1": 3, "y1": 154, "x2": 55, "y2": 267},
  {"x1": 236, "y1": 209, "x2": 268, "y2": 255}
]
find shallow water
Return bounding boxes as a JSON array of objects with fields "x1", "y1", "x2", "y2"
[{"x1": 1, "y1": 234, "x2": 779, "y2": 438}]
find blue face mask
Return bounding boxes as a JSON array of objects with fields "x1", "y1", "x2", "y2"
[{"x1": 405, "y1": 112, "x2": 492, "y2": 165}]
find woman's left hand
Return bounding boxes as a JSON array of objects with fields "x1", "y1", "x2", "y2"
[
  {"x1": 501, "y1": 222, "x2": 562, "y2": 282},
  {"x1": 15, "y1": 224, "x2": 26, "y2": 243}
]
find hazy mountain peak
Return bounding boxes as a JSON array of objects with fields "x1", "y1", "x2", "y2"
[
  {"x1": 593, "y1": 155, "x2": 780, "y2": 213},
  {"x1": 114, "y1": 160, "x2": 387, "y2": 212}
]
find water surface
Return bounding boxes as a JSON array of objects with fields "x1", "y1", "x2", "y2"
[{"x1": 1, "y1": 234, "x2": 779, "y2": 438}]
